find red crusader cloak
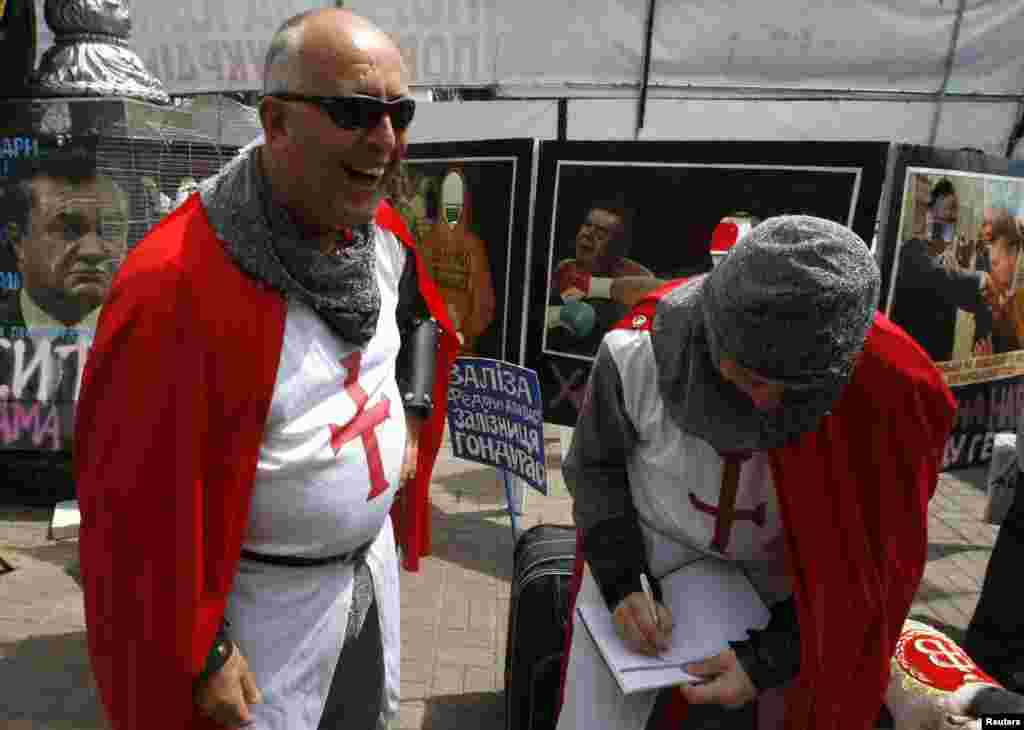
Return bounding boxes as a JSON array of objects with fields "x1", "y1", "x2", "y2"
[
  {"x1": 557, "y1": 279, "x2": 956, "y2": 729},
  {"x1": 75, "y1": 196, "x2": 457, "y2": 730}
]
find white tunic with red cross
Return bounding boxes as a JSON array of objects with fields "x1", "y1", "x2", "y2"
[
  {"x1": 223, "y1": 226, "x2": 408, "y2": 730},
  {"x1": 556, "y1": 326, "x2": 792, "y2": 730},
  {"x1": 607, "y1": 327, "x2": 790, "y2": 599}
]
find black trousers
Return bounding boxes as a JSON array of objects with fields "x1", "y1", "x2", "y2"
[
  {"x1": 964, "y1": 480, "x2": 1024, "y2": 692},
  {"x1": 317, "y1": 586, "x2": 385, "y2": 729}
]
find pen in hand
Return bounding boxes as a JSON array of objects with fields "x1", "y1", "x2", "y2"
[
  {"x1": 640, "y1": 573, "x2": 659, "y2": 629},
  {"x1": 640, "y1": 572, "x2": 669, "y2": 658}
]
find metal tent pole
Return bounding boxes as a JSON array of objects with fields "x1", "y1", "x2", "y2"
[
  {"x1": 928, "y1": 0, "x2": 968, "y2": 147},
  {"x1": 635, "y1": 0, "x2": 658, "y2": 140}
]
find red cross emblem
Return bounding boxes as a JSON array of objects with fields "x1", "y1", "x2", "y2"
[
  {"x1": 548, "y1": 361, "x2": 587, "y2": 412},
  {"x1": 328, "y1": 351, "x2": 392, "y2": 501},
  {"x1": 688, "y1": 454, "x2": 766, "y2": 554}
]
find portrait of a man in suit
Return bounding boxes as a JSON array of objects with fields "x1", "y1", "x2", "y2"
[
  {"x1": 1, "y1": 162, "x2": 128, "y2": 334},
  {"x1": 0, "y1": 158, "x2": 128, "y2": 450}
]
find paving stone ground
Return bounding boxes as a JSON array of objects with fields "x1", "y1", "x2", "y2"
[{"x1": 0, "y1": 425, "x2": 1000, "y2": 728}]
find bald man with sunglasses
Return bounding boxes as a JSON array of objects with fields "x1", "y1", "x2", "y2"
[{"x1": 75, "y1": 9, "x2": 457, "y2": 730}]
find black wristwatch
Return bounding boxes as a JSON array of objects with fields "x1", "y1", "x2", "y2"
[{"x1": 195, "y1": 620, "x2": 234, "y2": 686}]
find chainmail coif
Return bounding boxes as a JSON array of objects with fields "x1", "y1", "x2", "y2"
[
  {"x1": 651, "y1": 215, "x2": 880, "y2": 453},
  {"x1": 199, "y1": 141, "x2": 381, "y2": 346}
]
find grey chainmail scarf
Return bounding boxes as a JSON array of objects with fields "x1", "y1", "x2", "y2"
[
  {"x1": 198, "y1": 142, "x2": 380, "y2": 346},
  {"x1": 650, "y1": 215, "x2": 881, "y2": 453}
]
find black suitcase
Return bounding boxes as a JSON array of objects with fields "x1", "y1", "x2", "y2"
[{"x1": 504, "y1": 523, "x2": 577, "y2": 730}]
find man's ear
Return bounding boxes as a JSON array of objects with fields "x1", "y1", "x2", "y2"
[{"x1": 259, "y1": 97, "x2": 288, "y2": 146}]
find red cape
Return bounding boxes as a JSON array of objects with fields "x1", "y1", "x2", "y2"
[
  {"x1": 375, "y1": 202, "x2": 460, "y2": 571},
  {"x1": 558, "y1": 280, "x2": 955, "y2": 729},
  {"x1": 75, "y1": 196, "x2": 457, "y2": 730}
]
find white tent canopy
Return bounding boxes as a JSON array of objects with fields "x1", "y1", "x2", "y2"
[
  {"x1": 29, "y1": 0, "x2": 1024, "y2": 156},
  {"x1": 470, "y1": 0, "x2": 1024, "y2": 95},
  {"x1": 347, "y1": 0, "x2": 1024, "y2": 157}
]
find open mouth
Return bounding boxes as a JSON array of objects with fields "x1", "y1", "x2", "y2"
[{"x1": 343, "y1": 165, "x2": 385, "y2": 186}]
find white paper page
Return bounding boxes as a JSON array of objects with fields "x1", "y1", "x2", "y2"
[
  {"x1": 577, "y1": 602, "x2": 704, "y2": 696},
  {"x1": 619, "y1": 664, "x2": 701, "y2": 694},
  {"x1": 576, "y1": 558, "x2": 770, "y2": 677},
  {"x1": 657, "y1": 558, "x2": 771, "y2": 666}
]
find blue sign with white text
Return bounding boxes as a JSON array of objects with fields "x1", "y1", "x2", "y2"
[{"x1": 447, "y1": 357, "x2": 547, "y2": 494}]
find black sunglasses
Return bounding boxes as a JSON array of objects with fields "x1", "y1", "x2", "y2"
[{"x1": 271, "y1": 93, "x2": 416, "y2": 131}]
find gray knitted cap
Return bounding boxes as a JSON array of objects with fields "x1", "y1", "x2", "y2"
[{"x1": 651, "y1": 215, "x2": 880, "y2": 452}]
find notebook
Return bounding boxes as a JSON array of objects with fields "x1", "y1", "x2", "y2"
[{"x1": 576, "y1": 556, "x2": 771, "y2": 694}]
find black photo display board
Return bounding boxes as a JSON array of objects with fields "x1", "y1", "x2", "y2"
[
  {"x1": 401, "y1": 139, "x2": 536, "y2": 365},
  {"x1": 878, "y1": 145, "x2": 1023, "y2": 470},
  {"x1": 526, "y1": 140, "x2": 889, "y2": 427}
]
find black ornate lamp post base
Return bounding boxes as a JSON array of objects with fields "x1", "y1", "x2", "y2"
[{"x1": 32, "y1": 0, "x2": 170, "y2": 105}]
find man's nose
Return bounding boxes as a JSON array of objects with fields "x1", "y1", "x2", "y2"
[
  {"x1": 73, "y1": 231, "x2": 110, "y2": 260},
  {"x1": 365, "y1": 111, "x2": 397, "y2": 150}
]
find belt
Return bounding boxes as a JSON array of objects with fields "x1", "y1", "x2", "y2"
[{"x1": 240, "y1": 540, "x2": 372, "y2": 567}]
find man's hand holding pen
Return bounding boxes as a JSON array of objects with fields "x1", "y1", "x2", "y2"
[
  {"x1": 611, "y1": 572, "x2": 758, "y2": 708},
  {"x1": 611, "y1": 573, "x2": 674, "y2": 657}
]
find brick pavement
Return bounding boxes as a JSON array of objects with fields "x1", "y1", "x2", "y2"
[{"x1": 0, "y1": 424, "x2": 1004, "y2": 728}]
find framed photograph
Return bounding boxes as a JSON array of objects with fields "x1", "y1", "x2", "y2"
[
  {"x1": 0, "y1": 130, "x2": 236, "y2": 457},
  {"x1": 526, "y1": 140, "x2": 889, "y2": 426},
  {"x1": 878, "y1": 145, "x2": 1024, "y2": 469},
  {"x1": 1, "y1": 134, "x2": 110, "y2": 454},
  {"x1": 400, "y1": 139, "x2": 536, "y2": 365}
]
